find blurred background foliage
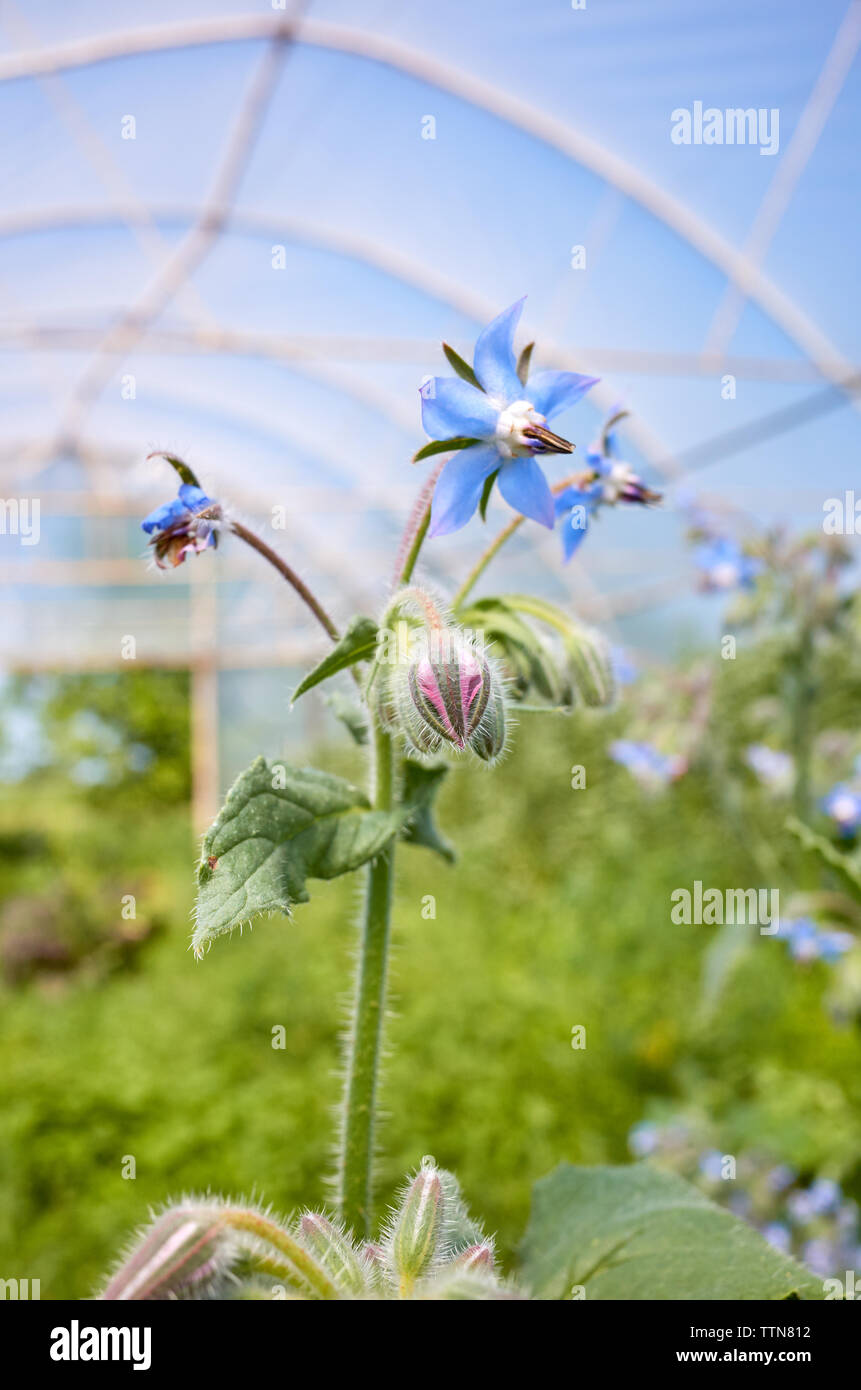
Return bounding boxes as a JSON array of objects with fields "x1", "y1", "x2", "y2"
[{"x1": 1, "y1": 607, "x2": 861, "y2": 1298}]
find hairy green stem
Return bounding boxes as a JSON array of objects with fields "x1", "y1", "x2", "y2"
[
  {"x1": 452, "y1": 470, "x2": 587, "y2": 611},
  {"x1": 338, "y1": 722, "x2": 396, "y2": 1237},
  {"x1": 229, "y1": 519, "x2": 340, "y2": 642}
]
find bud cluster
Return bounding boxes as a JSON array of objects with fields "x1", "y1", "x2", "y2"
[
  {"x1": 372, "y1": 597, "x2": 508, "y2": 764},
  {"x1": 101, "y1": 1163, "x2": 522, "y2": 1300}
]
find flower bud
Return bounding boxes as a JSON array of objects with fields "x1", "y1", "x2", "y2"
[
  {"x1": 101, "y1": 1203, "x2": 230, "y2": 1300},
  {"x1": 565, "y1": 622, "x2": 616, "y2": 709},
  {"x1": 387, "y1": 1164, "x2": 444, "y2": 1292},
  {"x1": 298, "y1": 1212, "x2": 368, "y2": 1296},
  {"x1": 396, "y1": 629, "x2": 506, "y2": 762},
  {"x1": 451, "y1": 1242, "x2": 495, "y2": 1272}
]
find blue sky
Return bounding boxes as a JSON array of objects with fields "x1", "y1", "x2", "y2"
[{"x1": 0, "y1": 0, "x2": 859, "y2": 689}]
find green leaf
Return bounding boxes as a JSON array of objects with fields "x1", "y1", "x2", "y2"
[
  {"x1": 292, "y1": 617, "x2": 378, "y2": 703},
  {"x1": 519, "y1": 1164, "x2": 824, "y2": 1301},
  {"x1": 412, "y1": 436, "x2": 480, "y2": 464},
  {"x1": 399, "y1": 759, "x2": 455, "y2": 863},
  {"x1": 147, "y1": 450, "x2": 202, "y2": 489},
  {"x1": 324, "y1": 691, "x2": 369, "y2": 745},
  {"x1": 478, "y1": 470, "x2": 499, "y2": 522},
  {"x1": 517, "y1": 341, "x2": 534, "y2": 385},
  {"x1": 193, "y1": 757, "x2": 405, "y2": 956},
  {"x1": 442, "y1": 342, "x2": 483, "y2": 390}
]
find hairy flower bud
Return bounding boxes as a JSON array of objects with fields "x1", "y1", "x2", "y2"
[
  {"x1": 392, "y1": 628, "x2": 506, "y2": 762},
  {"x1": 387, "y1": 1164, "x2": 444, "y2": 1293},
  {"x1": 101, "y1": 1204, "x2": 230, "y2": 1301},
  {"x1": 565, "y1": 622, "x2": 616, "y2": 709},
  {"x1": 298, "y1": 1212, "x2": 369, "y2": 1296}
]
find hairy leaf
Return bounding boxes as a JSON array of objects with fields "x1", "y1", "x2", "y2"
[
  {"x1": 193, "y1": 757, "x2": 404, "y2": 955},
  {"x1": 292, "y1": 617, "x2": 378, "y2": 702},
  {"x1": 520, "y1": 1164, "x2": 824, "y2": 1301},
  {"x1": 399, "y1": 759, "x2": 455, "y2": 863}
]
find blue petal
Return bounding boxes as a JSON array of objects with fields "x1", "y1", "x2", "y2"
[
  {"x1": 561, "y1": 513, "x2": 590, "y2": 561},
  {"x1": 472, "y1": 298, "x2": 526, "y2": 402},
  {"x1": 496, "y1": 457, "x2": 555, "y2": 529},
  {"x1": 178, "y1": 484, "x2": 213, "y2": 509},
  {"x1": 420, "y1": 377, "x2": 499, "y2": 441},
  {"x1": 428, "y1": 444, "x2": 501, "y2": 537},
  {"x1": 141, "y1": 497, "x2": 188, "y2": 533},
  {"x1": 528, "y1": 370, "x2": 600, "y2": 421}
]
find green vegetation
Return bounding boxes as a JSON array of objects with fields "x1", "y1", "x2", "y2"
[{"x1": 1, "y1": 663, "x2": 859, "y2": 1298}]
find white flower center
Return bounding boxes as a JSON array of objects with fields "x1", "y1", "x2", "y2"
[
  {"x1": 831, "y1": 794, "x2": 859, "y2": 824},
  {"x1": 494, "y1": 399, "x2": 544, "y2": 458},
  {"x1": 601, "y1": 462, "x2": 636, "y2": 503}
]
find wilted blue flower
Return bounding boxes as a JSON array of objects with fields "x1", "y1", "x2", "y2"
[
  {"x1": 744, "y1": 744, "x2": 793, "y2": 793},
  {"x1": 694, "y1": 536, "x2": 761, "y2": 592},
  {"x1": 421, "y1": 299, "x2": 599, "y2": 536},
  {"x1": 609, "y1": 739, "x2": 686, "y2": 789},
  {"x1": 141, "y1": 484, "x2": 219, "y2": 568},
  {"x1": 822, "y1": 783, "x2": 861, "y2": 837},
  {"x1": 555, "y1": 446, "x2": 660, "y2": 561}
]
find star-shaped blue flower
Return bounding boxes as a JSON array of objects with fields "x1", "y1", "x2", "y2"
[
  {"x1": 420, "y1": 298, "x2": 599, "y2": 537},
  {"x1": 554, "y1": 444, "x2": 660, "y2": 561}
]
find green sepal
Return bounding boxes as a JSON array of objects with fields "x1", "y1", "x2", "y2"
[
  {"x1": 478, "y1": 470, "x2": 499, "y2": 522},
  {"x1": 412, "y1": 437, "x2": 480, "y2": 464},
  {"x1": 148, "y1": 450, "x2": 202, "y2": 489},
  {"x1": 517, "y1": 341, "x2": 534, "y2": 385},
  {"x1": 442, "y1": 342, "x2": 483, "y2": 390}
]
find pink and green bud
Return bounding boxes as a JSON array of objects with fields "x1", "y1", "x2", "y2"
[
  {"x1": 451, "y1": 1242, "x2": 495, "y2": 1272},
  {"x1": 298, "y1": 1212, "x2": 369, "y2": 1296},
  {"x1": 388, "y1": 1165, "x2": 444, "y2": 1291},
  {"x1": 101, "y1": 1204, "x2": 229, "y2": 1301},
  {"x1": 397, "y1": 630, "x2": 506, "y2": 761}
]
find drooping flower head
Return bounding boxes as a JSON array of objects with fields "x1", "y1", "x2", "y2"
[
  {"x1": 419, "y1": 298, "x2": 599, "y2": 536},
  {"x1": 554, "y1": 438, "x2": 661, "y2": 561},
  {"x1": 141, "y1": 483, "x2": 220, "y2": 569}
]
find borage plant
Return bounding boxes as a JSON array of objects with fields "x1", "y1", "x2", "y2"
[{"x1": 102, "y1": 301, "x2": 824, "y2": 1301}]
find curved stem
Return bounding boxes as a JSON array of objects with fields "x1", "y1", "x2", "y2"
[
  {"x1": 229, "y1": 519, "x2": 340, "y2": 642},
  {"x1": 337, "y1": 722, "x2": 396, "y2": 1237},
  {"x1": 452, "y1": 512, "x2": 524, "y2": 611},
  {"x1": 452, "y1": 469, "x2": 591, "y2": 611}
]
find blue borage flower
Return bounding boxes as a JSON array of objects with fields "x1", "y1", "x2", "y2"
[
  {"x1": 141, "y1": 483, "x2": 220, "y2": 569},
  {"x1": 694, "y1": 535, "x2": 761, "y2": 592},
  {"x1": 420, "y1": 298, "x2": 599, "y2": 536},
  {"x1": 608, "y1": 738, "x2": 686, "y2": 789},
  {"x1": 776, "y1": 917, "x2": 853, "y2": 964},
  {"x1": 744, "y1": 743, "x2": 793, "y2": 793},
  {"x1": 554, "y1": 445, "x2": 661, "y2": 561},
  {"x1": 821, "y1": 782, "x2": 861, "y2": 837}
]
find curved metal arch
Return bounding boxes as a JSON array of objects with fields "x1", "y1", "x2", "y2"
[
  {"x1": 0, "y1": 14, "x2": 855, "y2": 410},
  {"x1": 0, "y1": 202, "x2": 678, "y2": 478}
]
